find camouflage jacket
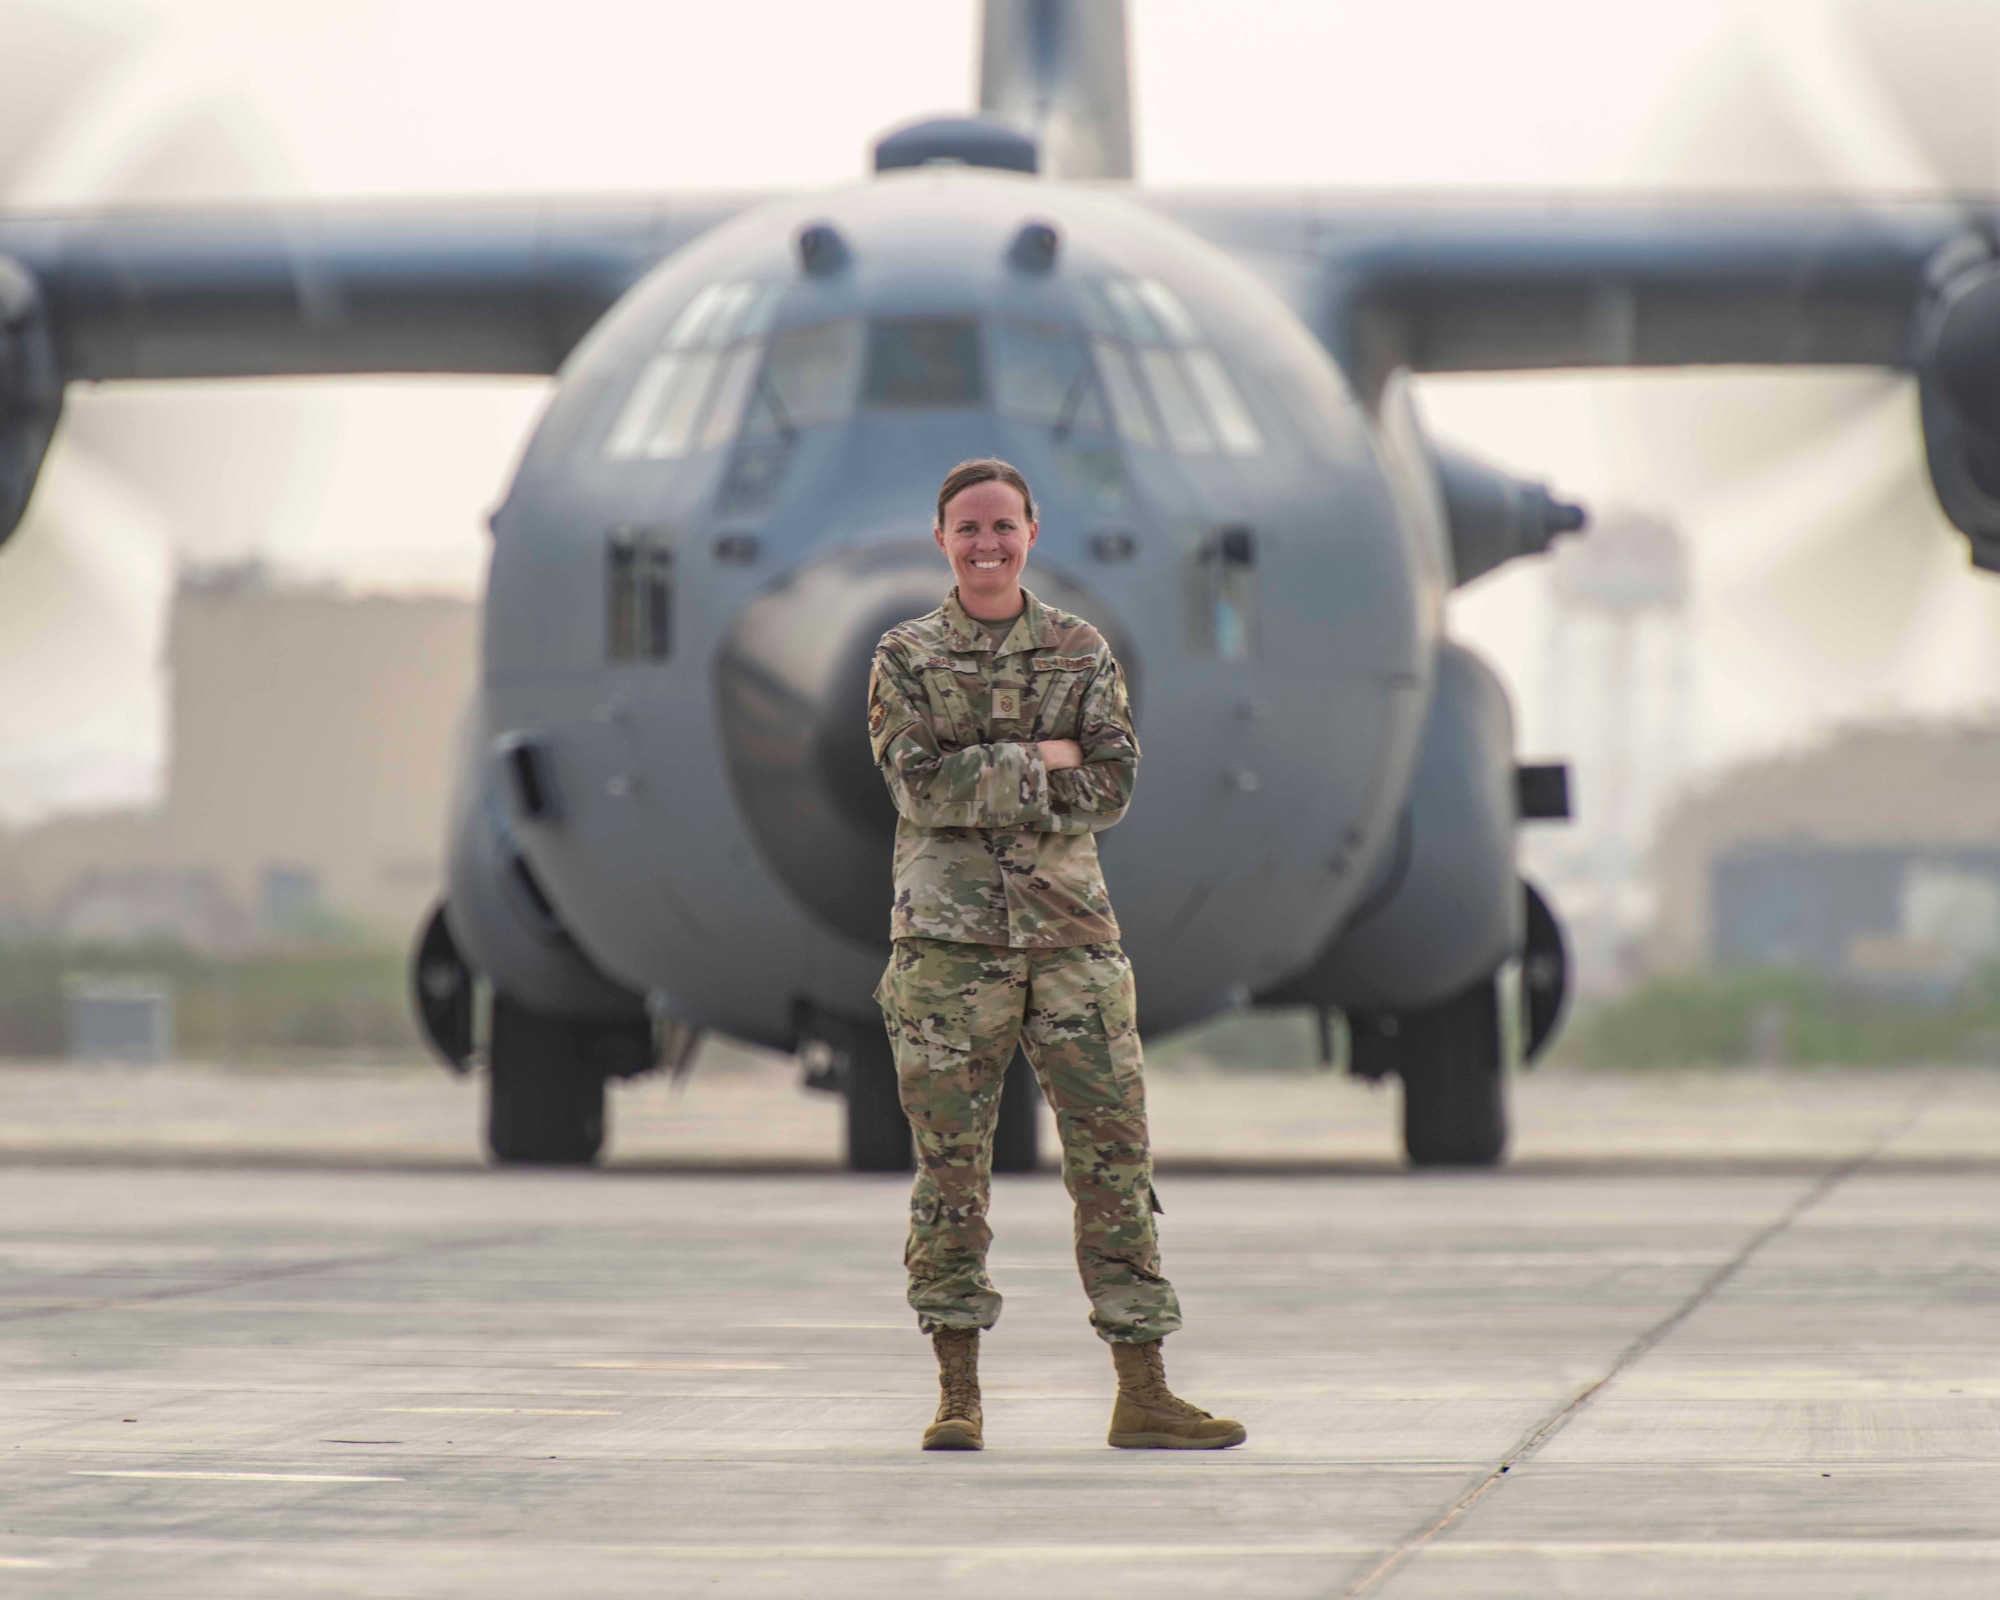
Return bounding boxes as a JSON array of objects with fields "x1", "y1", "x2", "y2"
[{"x1": 868, "y1": 587, "x2": 1139, "y2": 947}]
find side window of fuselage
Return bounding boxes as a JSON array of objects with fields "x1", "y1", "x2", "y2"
[
  {"x1": 606, "y1": 525, "x2": 674, "y2": 662},
  {"x1": 1186, "y1": 525, "x2": 1258, "y2": 662}
]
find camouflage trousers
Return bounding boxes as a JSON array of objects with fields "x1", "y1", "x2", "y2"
[{"x1": 875, "y1": 937, "x2": 1182, "y2": 1345}]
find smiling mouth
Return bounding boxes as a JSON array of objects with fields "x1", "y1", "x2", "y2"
[{"x1": 970, "y1": 558, "x2": 1008, "y2": 570}]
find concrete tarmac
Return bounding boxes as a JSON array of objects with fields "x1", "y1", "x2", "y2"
[{"x1": 1, "y1": 1059, "x2": 1997, "y2": 1596}]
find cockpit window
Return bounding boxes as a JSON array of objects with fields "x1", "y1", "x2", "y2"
[
  {"x1": 1080, "y1": 277, "x2": 1265, "y2": 457},
  {"x1": 1180, "y1": 348, "x2": 1265, "y2": 455},
  {"x1": 743, "y1": 320, "x2": 864, "y2": 437},
  {"x1": 863, "y1": 317, "x2": 985, "y2": 408},
  {"x1": 601, "y1": 274, "x2": 1262, "y2": 466},
  {"x1": 992, "y1": 320, "x2": 1108, "y2": 433},
  {"x1": 603, "y1": 281, "x2": 783, "y2": 461},
  {"x1": 1132, "y1": 278, "x2": 1204, "y2": 345},
  {"x1": 1091, "y1": 339, "x2": 1157, "y2": 449},
  {"x1": 666, "y1": 280, "x2": 780, "y2": 348},
  {"x1": 1138, "y1": 348, "x2": 1212, "y2": 454}
]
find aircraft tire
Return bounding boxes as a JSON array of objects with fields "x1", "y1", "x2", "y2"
[
  {"x1": 1395, "y1": 978, "x2": 1508, "y2": 1168},
  {"x1": 486, "y1": 994, "x2": 609, "y2": 1166},
  {"x1": 1522, "y1": 878, "x2": 1570, "y2": 1062},
  {"x1": 991, "y1": 1048, "x2": 1042, "y2": 1174},
  {"x1": 844, "y1": 1020, "x2": 914, "y2": 1173}
]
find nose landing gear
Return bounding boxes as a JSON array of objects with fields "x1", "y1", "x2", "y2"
[{"x1": 809, "y1": 1015, "x2": 1042, "y2": 1174}]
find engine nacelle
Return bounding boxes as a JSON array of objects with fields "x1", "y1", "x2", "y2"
[
  {"x1": 1431, "y1": 442, "x2": 1586, "y2": 587},
  {"x1": 1917, "y1": 238, "x2": 2000, "y2": 573},
  {"x1": 1258, "y1": 640, "x2": 1521, "y2": 1012},
  {"x1": 0, "y1": 257, "x2": 61, "y2": 546}
]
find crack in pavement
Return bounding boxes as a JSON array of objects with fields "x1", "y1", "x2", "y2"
[{"x1": 1335, "y1": 1083, "x2": 1938, "y2": 1599}]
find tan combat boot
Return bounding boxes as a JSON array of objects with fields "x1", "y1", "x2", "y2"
[
  {"x1": 922, "y1": 1327, "x2": 984, "y2": 1450},
  {"x1": 1108, "y1": 1339, "x2": 1246, "y2": 1449}
]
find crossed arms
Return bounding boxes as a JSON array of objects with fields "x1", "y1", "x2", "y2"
[{"x1": 867, "y1": 647, "x2": 1139, "y2": 834}]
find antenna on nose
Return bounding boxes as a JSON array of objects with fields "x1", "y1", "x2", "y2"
[
  {"x1": 1008, "y1": 221, "x2": 1060, "y2": 273},
  {"x1": 797, "y1": 222, "x2": 850, "y2": 276}
]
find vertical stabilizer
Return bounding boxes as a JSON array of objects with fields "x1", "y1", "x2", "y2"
[{"x1": 979, "y1": 0, "x2": 1134, "y2": 180}]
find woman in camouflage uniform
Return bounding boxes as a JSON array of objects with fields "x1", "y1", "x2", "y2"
[{"x1": 868, "y1": 457, "x2": 1245, "y2": 1453}]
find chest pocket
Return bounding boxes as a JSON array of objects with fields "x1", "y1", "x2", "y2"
[
  {"x1": 915, "y1": 655, "x2": 988, "y2": 748},
  {"x1": 1028, "y1": 654, "x2": 1098, "y2": 740}
]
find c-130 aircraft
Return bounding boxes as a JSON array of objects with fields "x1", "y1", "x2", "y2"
[{"x1": 5, "y1": 1, "x2": 2000, "y2": 1171}]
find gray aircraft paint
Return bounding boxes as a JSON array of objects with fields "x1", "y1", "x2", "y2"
[
  {"x1": 481, "y1": 169, "x2": 1432, "y2": 1040},
  {"x1": 4, "y1": 0, "x2": 1999, "y2": 1071}
]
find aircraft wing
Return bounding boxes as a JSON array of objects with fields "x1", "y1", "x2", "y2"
[
  {"x1": 1145, "y1": 192, "x2": 2000, "y2": 567},
  {"x1": 0, "y1": 196, "x2": 761, "y2": 381},
  {"x1": 1145, "y1": 193, "x2": 1966, "y2": 388},
  {"x1": 6, "y1": 188, "x2": 2000, "y2": 563}
]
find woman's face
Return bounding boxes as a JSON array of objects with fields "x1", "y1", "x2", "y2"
[{"x1": 935, "y1": 479, "x2": 1038, "y2": 615}]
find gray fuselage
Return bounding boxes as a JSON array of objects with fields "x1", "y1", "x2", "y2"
[{"x1": 458, "y1": 166, "x2": 1448, "y2": 1046}]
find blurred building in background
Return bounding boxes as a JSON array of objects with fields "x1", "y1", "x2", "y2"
[
  {"x1": 0, "y1": 564, "x2": 474, "y2": 949},
  {"x1": 1652, "y1": 721, "x2": 2000, "y2": 988}
]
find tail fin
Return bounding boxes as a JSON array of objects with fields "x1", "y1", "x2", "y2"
[{"x1": 978, "y1": 0, "x2": 1134, "y2": 180}]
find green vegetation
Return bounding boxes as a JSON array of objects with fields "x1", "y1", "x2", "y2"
[
  {"x1": 1147, "y1": 969, "x2": 2000, "y2": 1073},
  {"x1": 1553, "y1": 965, "x2": 2000, "y2": 1069},
  {"x1": 13, "y1": 937, "x2": 1990, "y2": 1071},
  {"x1": 1149, "y1": 1007, "x2": 1332, "y2": 1073},
  {"x1": 0, "y1": 939, "x2": 422, "y2": 1060}
]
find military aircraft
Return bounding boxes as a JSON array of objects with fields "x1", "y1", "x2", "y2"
[{"x1": 4, "y1": 0, "x2": 1998, "y2": 1171}]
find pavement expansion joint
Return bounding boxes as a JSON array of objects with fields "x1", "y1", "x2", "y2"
[
  {"x1": 7, "y1": 1066, "x2": 1999, "y2": 1596},
  {"x1": 1334, "y1": 1087, "x2": 1941, "y2": 1598}
]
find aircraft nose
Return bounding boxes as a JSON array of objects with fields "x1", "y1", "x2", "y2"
[{"x1": 715, "y1": 542, "x2": 945, "y2": 950}]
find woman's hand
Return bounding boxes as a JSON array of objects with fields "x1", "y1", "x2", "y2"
[{"x1": 1038, "y1": 739, "x2": 1085, "y2": 772}]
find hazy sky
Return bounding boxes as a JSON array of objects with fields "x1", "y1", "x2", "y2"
[
  {"x1": 3, "y1": 0, "x2": 1998, "y2": 826},
  {"x1": 10, "y1": 0, "x2": 1734, "y2": 200}
]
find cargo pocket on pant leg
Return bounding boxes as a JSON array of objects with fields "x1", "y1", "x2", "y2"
[{"x1": 1091, "y1": 981, "x2": 1146, "y2": 1107}]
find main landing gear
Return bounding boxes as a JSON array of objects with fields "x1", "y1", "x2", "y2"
[
  {"x1": 411, "y1": 904, "x2": 657, "y2": 1167},
  {"x1": 1352, "y1": 979, "x2": 1510, "y2": 1167},
  {"x1": 486, "y1": 995, "x2": 654, "y2": 1165},
  {"x1": 1348, "y1": 879, "x2": 1570, "y2": 1169},
  {"x1": 489, "y1": 994, "x2": 605, "y2": 1165}
]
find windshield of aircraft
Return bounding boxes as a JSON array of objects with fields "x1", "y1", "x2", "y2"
[
  {"x1": 604, "y1": 280, "x2": 787, "y2": 461},
  {"x1": 1075, "y1": 277, "x2": 1264, "y2": 457},
  {"x1": 863, "y1": 317, "x2": 984, "y2": 407},
  {"x1": 601, "y1": 275, "x2": 1263, "y2": 463}
]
